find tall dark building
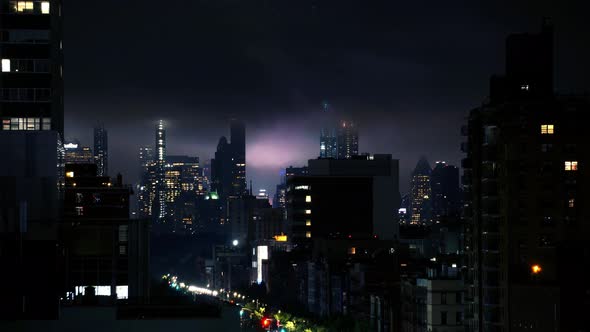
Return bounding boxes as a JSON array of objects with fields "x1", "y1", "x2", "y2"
[
  {"x1": 463, "y1": 22, "x2": 590, "y2": 332},
  {"x1": 430, "y1": 161, "x2": 461, "y2": 222},
  {"x1": 230, "y1": 119, "x2": 247, "y2": 196},
  {"x1": 410, "y1": 157, "x2": 432, "y2": 225},
  {"x1": 319, "y1": 127, "x2": 337, "y2": 158},
  {"x1": 211, "y1": 119, "x2": 248, "y2": 225},
  {"x1": 337, "y1": 120, "x2": 359, "y2": 159},
  {"x1": 93, "y1": 123, "x2": 108, "y2": 176},
  {"x1": 137, "y1": 146, "x2": 154, "y2": 218},
  {"x1": 0, "y1": 0, "x2": 64, "y2": 136}
]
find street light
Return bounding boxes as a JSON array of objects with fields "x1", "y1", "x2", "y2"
[{"x1": 232, "y1": 239, "x2": 239, "y2": 246}]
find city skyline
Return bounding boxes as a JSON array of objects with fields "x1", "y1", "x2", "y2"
[{"x1": 62, "y1": 1, "x2": 590, "y2": 195}]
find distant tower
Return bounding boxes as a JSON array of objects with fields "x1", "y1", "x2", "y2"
[
  {"x1": 410, "y1": 157, "x2": 432, "y2": 224},
  {"x1": 230, "y1": 119, "x2": 247, "y2": 195},
  {"x1": 137, "y1": 146, "x2": 155, "y2": 218},
  {"x1": 93, "y1": 124, "x2": 108, "y2": 176},
  {"x1": 337, "y1": 120, "x2": 359, "y2": 159},
  {"x1": 430, "y1": 161, "x2": 461, "y2": 222},
  {"x1": 154, "y1": 120, "x2": 167, "y2": 222},
  {"x1": 320, "y1": 127, "x2": 338, "y2": 158}
]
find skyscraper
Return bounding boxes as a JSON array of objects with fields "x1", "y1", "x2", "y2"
[
  {"x1": 320, "y1": 127, "x2": 337, "y2": 158},
  {"x1": 93, "y1": 123, "x2": 108, "y2": 176},
  {"x1": 211, "y1": 119, "x2": 248, "y2": 225},
  {"x1": 463, "y1": 22, "x2": 590, "y2": 332},
  {"x1": 230, "y1": 119, "x2": 247, "y2": 196},
  {"x1": 410, "y1": 157, "x2": 432, "y2": 225},
  {"x1": 430, "y1": 161, "x2": 461, "y2": 222},
  {"x1": 154, "y1": 120, "x2": 166, "y2": 222},
  {"x1": 337, "y1": 120, "x2": 359, "y2": 159},
  {"x1": 137, "y1": 146, "x2": 154, "y2": 218}
]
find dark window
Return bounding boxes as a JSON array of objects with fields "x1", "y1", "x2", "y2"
[
  {"x1": 456, "y1": 312, "x2": 463, "y2": 324},
  {"x1": 441, "y1": 311, "x2": 447, "y2": 325},
  {"x1": 456, "y1": 292, "x2": 462, "y2": 304},
  {"x1": 441, "y1": 292, "x2": 446, "y2": 304}
]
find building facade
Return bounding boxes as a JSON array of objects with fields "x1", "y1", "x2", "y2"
[
  {"x1": 463, "y1": 22, "x2": 590, "y2": 332},
  {"x1": 410, "y1": 157, "x2": 432, "y2": 225}
]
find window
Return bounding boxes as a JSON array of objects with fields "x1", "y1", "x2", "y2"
[
  {"x1": 520, "y1": 84, "x2": 529, "y2": 91},
  {"x1": 441, "y1": 311, "x2": 447, "y2": 325},
  {"x1": 456, "y1": 292, "x2": 462, "y2": 304},
  {"x1": 41, "y1": 1, "x2": 50, "y2": 14},
  {"x1": 456, "y1": 312, "x2": 463, "y2": 324},
  {"x1": 540, "y1": 124, "x2": 554, "y2": 134},
  {"x1": 66, "y1": 171, "x2": 74, "y2": 178},
  {"x1": 305, "y1": 220, "x2": 311, "y2": 226},
  {"x1": 1, "y1": 59, "x2": 10, "y2": 72},
  {"x1": 568, "y1": 198, "x2": 575, "y2": 208},
  {"x1": 305, "y1": 231, "x2": 311, "y2": 238},
  {"x1": 348, "y1": 247, "x2": 356, "y2": 255},
  {"x1": 119, "y1": 245, "x2": 127, "y2": 255},
  {"x1": 75, "y1": 206, "x2": 84, "y2": 216},
  {"x1": 541, "y1": 144, "x2": 552, "y2": 152},
  {"x1": 441, "y1": 292, "x2": 447, "y2": 304},
  {"x1": 15, "y1": 1, "x2": 34, "y2": 12},
  {"x1": 305, "y1": 209, "x2": 311, "y2": 215},
  {"x1": 564, "y1": 161, "x2": 578, "y2": 171},
  {"x1": 305, "y1": 195, "x2": 311, "y2": 203}
]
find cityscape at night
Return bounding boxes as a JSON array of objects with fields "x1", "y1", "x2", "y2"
[{"x1": 1, "y1": 0, "x2": 589, "y2": 331}]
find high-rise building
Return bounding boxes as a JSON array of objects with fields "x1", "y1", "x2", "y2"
[
  {"x1": 410, "y1": 157, "x2": 432, "y2": 225},
  {"x1": 463, "y1": 21, "x2": 590, "y2": 332},
  {"x1": 0, "y1": 0, "x2": 64, "y2": 136},
  {"x1": 154, "y1": 120, "x2": 166, "y2": 222},
  {"x1": 137, "y1": 146, "x2": 154, "y2": 218},
  {"x1": 430, "y1": 161, "x2": 461, "y2": 222},
  {"x1": 320, "y1": 127, "x2": 337, "y2": 158},
  {"x1": 64, "y1": 140, "x2": 94, "y2": 164},
  {"x1": 337, "y1": 120, "x2": 359, "y2": 159},
  {"x1": 93, "y1": 123, "x2": 108, "y2": 176},
  {"x1": 163, "y1": 155, "x2": 202, "y2": 231},
  {"x1": 211, "y1": 119, "x2": 248, "y2": 224},
  {"x1": 230, "y1": 119, "x2": 247, "y2": 196}
]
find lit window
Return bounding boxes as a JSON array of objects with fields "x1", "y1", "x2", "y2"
[
  {"x1": 568, "y1": 198, "x2": 575, "y2": 208},
  {"x1": 531, "y1": 264, "x2": 542, "y2": 274},
  {"x1": 564, "y1": 161, "x2": 578, "y2": 171},
  {"x1": 305, "y1": 231, "x2": 311, "y2": 238},
  {"x1": 348, "y1": 247, "x2": 356, "y2": 255},
  {"x1": 1, "y1": 59, "x2": 10, "y2": 72},
  {"x1": 305, "y1": 195, "x2": 311, "y2": 203},
  {"x1": 16, "y1": 1, "x2": 34, "y2": 12},
  {"x1": 75, "y1": 206, "x2": 84, "y2": 216},
  {"x1": 520, "y1": 84, "x2": 529, "y2": 91},
  {"x1": 66, "y1": 171, "x2": 74, "y2": 178},
  {"x1": 305, "y1": 209, "x2": 311, "y2": 215},
  {"x1": 41, "y1": 1, "x2": 50, "y2": 14},
  {"x1": 305, "y1": 220, "x2": 311, "y2": 226},
  {"x1": 541, "y1": 124, "x2": 554, "y2": 134}
]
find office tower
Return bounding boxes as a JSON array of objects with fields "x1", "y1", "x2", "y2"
[
  {"x1": 463, "y1": 22, "x2": 590, "y2": 332},
  {"x1": 230, "y1": 119, "x2": 247, "y2": 196},
  {"x1": 0, "y1": 0, "x2": 64, "y2": 136},
  {"x1": 320, "y1": 127, "x2": 337, "y2": 158},
  {"x1": 154, "y1": 120, "x2": 166, "y2": 222},
  {"x1": 410, "y1": 157, "x2": 432, "y2": 225},
  {"x1": 61, "y1": 164, "x2": 149, "y2": 303},
  {"x1": 93, "y1": 123, "x2": 108, "y2": 176},
  {"x1": 337, "y1": 120, "x2": 359, "y2": 159},
  {"x1": 64, "y1": 139, "x2": 94, "y2": 164},
  {"x1": 430, "y1": 161, "x2": 461, "y2": 222},
  {"x1": 163, "y1": 155, "x2": 201, "y2": 231},
  {"x1": 137, "y1": 146, "x2": 154, "y2": 218},
  {"x1": 211, "y1": 119, "x2": 248, "y2": 224},
  {"x1": 287, "y1": 154, "x2": 400, "y2": 244}
]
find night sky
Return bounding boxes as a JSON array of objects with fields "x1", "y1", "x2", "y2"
[{"x1": 64, "y1": 0, "x2": 589, "y2": 195}]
